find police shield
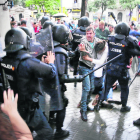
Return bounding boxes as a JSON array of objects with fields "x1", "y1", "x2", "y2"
[{"x1": 36, "y1": 25, "x2": 64, "y2": 112}]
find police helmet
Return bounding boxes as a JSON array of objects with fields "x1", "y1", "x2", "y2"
[
  {"x1": 115, "y1": 22, "x2": 130, "y2": 36},
  {"x1": 4, "y1": 28, "x2": 29, "y2": 53},
  {"x1": 78, "y1": 16, "x2": 91, "y2": 27},
  {"x1": 41, "y1": 16, "x2": 50, "y2": 26},
  {"x1": 20, "y1": 27, "x2": 32, "y2": 38},
  {"x1": 43, "y1": 21, "x2": 55, "y2": 29},
  {"x1": 52, "y1": 24, "x2": 69, "y2": 44}
]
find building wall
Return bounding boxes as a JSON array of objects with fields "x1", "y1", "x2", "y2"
[{"x1": 0, "y1": 0, "x2": 11, "y2": 56}]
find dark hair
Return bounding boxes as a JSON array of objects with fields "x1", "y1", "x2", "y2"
[
  {"x1": 86, "y1": 26, "x2": 94, "y2": 33},
  {"x1": 0, "y1": 110, "x2": 16, "y2": 140},
  {"x1": 95, "y1": 41, "x2": 105, "y2": 53},
  {"x1": 21, "y1": 20, "x2": 27, "y2": 25},
  {"x1": 109, "y1": 24, "x2": 114, "y2": 28},
  {"x1": 18, "y1": 22, "x2": 21, "y2": 26},
  {"x1": 11, "y1": 22, "x2": 16, "y2": 26}
]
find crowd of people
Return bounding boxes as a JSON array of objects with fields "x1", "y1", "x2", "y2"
[{"x1": 0, "y1": 15, "x2": 140, "y2": 140}]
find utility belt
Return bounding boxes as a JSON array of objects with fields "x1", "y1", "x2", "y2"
[
  {"x1": 79, "y1": 61, "x2": 93, "y2": 70},
  {"x1": 107, "y1": 63, "x2": 129, "y2": 79}
]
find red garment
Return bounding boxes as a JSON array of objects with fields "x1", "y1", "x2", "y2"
[{"x1": 34, "y1": 27, "x2": 38, "y2": 33}]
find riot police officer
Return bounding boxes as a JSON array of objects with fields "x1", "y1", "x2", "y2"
[
  {"x1": 97, "y1": 22, "x2": 140, "y2": 112},
  {"x1": 70, "y1": 16, "x2": 91, "y2": 87},
  {"x1": 39, "y1": 24, "x2": 70, "y2": 139},
  {"x1": 1, "y1": 28, "x2": 56, "y2": 140}
]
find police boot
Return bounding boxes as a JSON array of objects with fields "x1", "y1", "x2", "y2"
[
  {"x1": 54, "y1": 128, "x2": 69, "y2": 139},
  {"x1": 120, "y1": 106, "x2": 131, "y2": 112},
  {"x1": 94, "y1": 100, "x2": 102, "y2": 112},
  {"x1": 80, "y1": 110, "x2": 87, "y2": 121},
  {"x1": 133, "y1": 118, "x2": 140, "y2": 126}
]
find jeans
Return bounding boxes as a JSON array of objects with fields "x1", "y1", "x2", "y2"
[{"x1": 79, "y1": 66, "x2": 94, "y2": 111}]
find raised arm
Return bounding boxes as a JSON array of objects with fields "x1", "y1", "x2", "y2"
[{"x1": 1, "y1": 89, "x2": 33, "y2": 140}]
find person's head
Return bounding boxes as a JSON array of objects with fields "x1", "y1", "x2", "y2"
[
  {"x1": 115, "y1": 22, "x2": 130, "y2": 36},
  {"x1": 10, "y1": 21, "x2": 17, "y2": 28},
  {"x1": 61, "y1": 21, "x2": 64, "y2": 24},
  {"x1": 20, "y1": 27, "x2": 32, "y2": 38},
  {"x1": 134, "y1": 27, "x2": 138, "y2": 31},
  {"x1": 43, "y1": 21, "x2": 54, "y2": 29},
  {"x1": 4, "y1": 28, "x2": 30, "y2": 53},
  {"x1": 86, "y1": 26, "x2": 95, "y2": 42},
  {"x1": 57, "y1": 19, "x2": 61, "y2": 24},
  {"x1": 41, "y1": 16, "x2": 50, "y2": 26},
  {"x1": 17, "y1": 22, "x2": 21, "y2": 26},
  {"x1": 20, "y1": 20, "x2": 27, "y2": 27},
  {"x1": 109, "y1": 24, "x2": 114, "y2": 33},
  {"x1": 99, "y1": 20, "x2": 105, "y2": 31},
  {"x1": 78, "y1": 16, "x2": 91, "y2": 27},
  {"x1": 33, "y1": 22, "x2": 37, "y2": 28},
  {"x1": 0, "y1": 110, "x2": 16, "y2": 140},
  {"x1": 52, "y1": 24, "x2": 69, "y2": 44},
  {"x1": 95, "y1": 40, "x2": 106, "y2": 54}
]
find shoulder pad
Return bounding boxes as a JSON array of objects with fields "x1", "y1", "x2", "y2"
[
  {"x1": 127, "y1": 35, "x2": 138, "y2": 43},
  {"x1": 54, "y1": 47, "x2": 68, "y2": 57},
  {"x1": 71, "y1": 28, "x2": 77, "y2": 34},
  {"x1": 17, "y1": 53, "x2": 32, "y2": 61},
  {"x1": 114, "y1": 34, "x2": 125, "y2": 39}
]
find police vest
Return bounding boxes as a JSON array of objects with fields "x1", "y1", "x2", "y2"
[
  {"x1": 1, "y1": 53, "x2": 32, "y2": 94},
  {"x1": 108, "y1": 36, "x2": 128, "y2": 66},
  {"x1": 72, "y1": 28, "x2": 86, "y2": 51}
]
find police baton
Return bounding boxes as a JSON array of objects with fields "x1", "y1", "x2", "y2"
[
  {"x1": 82, "y1": 54, "x2": 122, "y2": 79},
  {"x1": 128, "y1": 70, "x2": 140, "y2": 87}
]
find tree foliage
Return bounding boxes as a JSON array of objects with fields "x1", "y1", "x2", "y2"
[
  {"x1": 25, "y1": 0, "x2": 61, "y2": 15},
  {"x1": 14, "y1": 0, "x2": 26, "y2": 7},
  {"x1": 88, "y1": 0, "x2": 116, "y2": 19},
  {"x1": 119, "y1": 0, "x2": 139, "y2": 21}
]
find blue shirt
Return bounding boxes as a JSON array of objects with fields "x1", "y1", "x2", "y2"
[{"x1": 129, "y1": 30, "x2": 140, "y2": 38}]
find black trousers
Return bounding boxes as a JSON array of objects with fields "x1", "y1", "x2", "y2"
[
  {"x1": 28, "y1": 108, "x2": 53, "y2": 140},
  {"x1": 49, "y1": 108, "x2": 66, "y2": 130}
]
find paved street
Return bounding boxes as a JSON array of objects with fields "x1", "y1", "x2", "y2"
[{"x1": 50, "y1": 69, "x2": 140, "y2": 140}]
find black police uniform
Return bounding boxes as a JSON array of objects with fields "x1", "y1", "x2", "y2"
[
  {"x1": 1, "y1": 28, "x2": 57, "y2": 140},
  {"x1": 102, "y1": 35, "x2": 130, "y2": 107},
  {"x1": 70, "y1": 16, "x2": 90, "y2": 77},
  {"x1": 101, "y1": 22, "x2": 140, "y2": 112},
  {"x1": 71, "y1": 27, "x2": 86, "y2": 75},
  {"x1": 38, "y1": 24, "x2": 70, "y2": 139}
]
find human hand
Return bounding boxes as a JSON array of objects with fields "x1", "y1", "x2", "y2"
[
  {"x1": 41, "y1": 51, "x2": 55, "y2": 64},
  {"x1": 83, "y1": 55, "x2": 93, "y2": 62},
  {"x1": 79, "y1": 43, "x2": 86, "y2": 52},
  {"x1": 45, "y1": 51, "x2": 55, "y2": 64},
  {"x1": 1, "y1": 89, "x2": 18, "y2": 116}
]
